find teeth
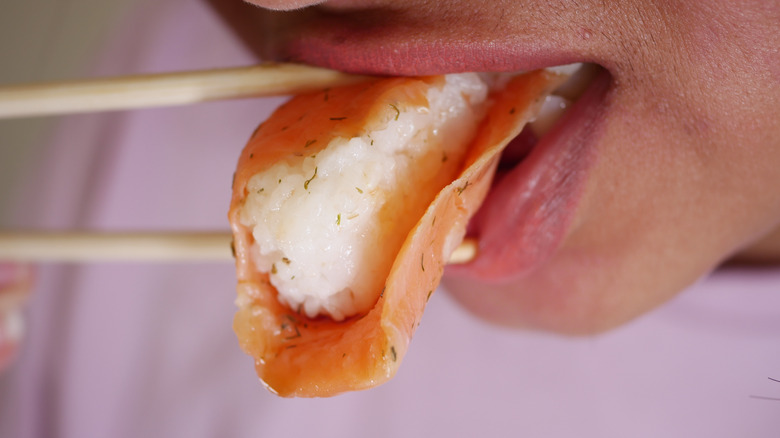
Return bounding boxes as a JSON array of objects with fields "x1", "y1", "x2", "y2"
[
  {"x1": 545, "y1": 62, "x2": 584, "y2": 77},
  {"x1": 529, "y1": 94, "x2": 571, "y2": 137},
  {"x1": 529, "y1": 63, "x2": 599, "y2": 136}
]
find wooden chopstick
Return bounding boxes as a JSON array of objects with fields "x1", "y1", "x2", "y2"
[
  {"x1": 0, "y1": 232, "x2": 232, "y2": 262},
  {"x1": 0, "y1": 64, "x2": 371, "y2": 119},
  {"x1": 0, "y1": 231, "x2": 478, "y2": 264}
]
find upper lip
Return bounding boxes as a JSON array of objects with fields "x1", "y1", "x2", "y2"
[{"x1": 262, "y1": 6, "x2": 590, "y2": 76}]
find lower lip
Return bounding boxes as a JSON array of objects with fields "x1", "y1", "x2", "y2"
[{"x1": 447, "y1": 69, "x2": 612, "y2": 282}]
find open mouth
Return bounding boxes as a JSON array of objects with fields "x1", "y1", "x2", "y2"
[{"x1": 246, "y1": 5, "x2": 615, "y2": 283}]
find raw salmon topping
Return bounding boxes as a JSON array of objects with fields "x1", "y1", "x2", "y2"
[{"x1": 229, "y1": 69, "x2": 564, "y2": 397}]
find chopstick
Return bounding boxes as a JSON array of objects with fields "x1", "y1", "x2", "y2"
[
  {"x1": 0, "y1": 231, "x2": 478, "y2": 264},
  {"x1": 0, "y1": 64, "x2": 482, "y2": 265},
  {"x1": 0, "y1": 64, "x2": 371, "y2": 119},
  {"x1": 0, "y1": 232, "x2": 233, "y2": 262}
]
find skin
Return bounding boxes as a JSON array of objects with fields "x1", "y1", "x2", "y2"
[{"x1": 245, "y1": 0, "x2": 780, "y2": 334}]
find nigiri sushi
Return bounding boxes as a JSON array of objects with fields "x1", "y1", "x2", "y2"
[{"x1": 229, "y1": 69, "x2": 565, "y2": 397}]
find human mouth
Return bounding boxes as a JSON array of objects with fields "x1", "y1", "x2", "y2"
[{"x1": 264, "y1": 9, "x2": 612, "y2": 283}]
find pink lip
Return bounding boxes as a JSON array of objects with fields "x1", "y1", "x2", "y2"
[
  {"x1": 269, "y1": 10, "x2": 585, "y2": 76},
  {"x1": 268, "y1": 10, "x2": 612, "y2": 283},
  {"x1": 450, "y1": 69, "x2": 610, "y2": 281}
]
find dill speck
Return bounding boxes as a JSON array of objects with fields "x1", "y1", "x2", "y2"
[
  {"x1": 389, "y1": 103, "x2": 400, "y2": 121},
  {"x1": 509, "y1": 107, "x2": 516, "y2": 114},
  {"x1": 271, "y1": 264, "x2": 277, "y2": 274},
  {"x1": 303, "y1": 167, "x2": 318, "y2": 190},
  {"x1": 427, "y1": 290, "x2": 433, "y2": 302},
  {"x1": 342, "y1": 353, "x2": 346, "y2": 358},
  {"x1": 304, "y1": 139, "x2": 317, "y2": 148},
  {"x1": 390, "y1": 346, "x2": 397, "y2": 361},
  {"x1": 330, "y1": 117, "x2": 347, "y2": 121},
  {"x1": 282, "y1": 126, "x2": 289, "y2": 131},
  {"x1": 285, "y1": 324, "x2": 301, "y2": 340},
  {"x1": 278, "y1": 178, "x2": 282, "y2": 184},
  {"x1": 280, "y1": 315, "x2": 301, "y2": 341},
  {"x1": 230, "y1": 240, "x2": 236, "y2": 259},
  {"x1": 285, "y1": 344, "x2": 298, "y2": 349},
  {"x1": 282, "y1": 257, "x2": 291, "y2": 264},
  {"x1": 442, "y1": 152, "x2": 448, "y2": 163},
  {"x1": 421, "y1": 253, "x2": 425, "y2": 272},
  {"x1": 291, "y1": 275, "x2": 295, "y2": 280},
  {"x1": 249, "y1": 153, "x2": 254, "y2": 159},
  {"x1": 457, "y1": 180, "x2": 471, "y2": 195},
  {"x1": 432, "y1": 216, "x2": 436, "y2": 227},
  {"x1": 355, "y1": 187, "x2": 363, "y2": 194},
  {"x1": 336, "y1": 213, "x2": 341, "y2": 225},
  {"x1": 257, "y1": 188, "x2": 264, "y2": 194}
]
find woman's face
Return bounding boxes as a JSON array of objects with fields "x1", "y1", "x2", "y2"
[{"x1": 245, "y1": 0, "x2": 780, "y2": 333}]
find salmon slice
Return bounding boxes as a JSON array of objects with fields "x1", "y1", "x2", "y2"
[{"x1": 229, "y1": 69, "x2": 564, "y2": 397}]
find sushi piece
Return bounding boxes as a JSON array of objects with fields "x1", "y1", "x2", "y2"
[
  {"x1": 229, "y1": 69, "x2": 564, "y2": 397},
  {"x1": 237, "y1": 73, "x2": 489, "y2": 321}
]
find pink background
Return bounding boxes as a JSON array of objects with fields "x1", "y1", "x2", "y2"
[{"x1": 1, "y1": 1, "x2": 779, "y2": 436}]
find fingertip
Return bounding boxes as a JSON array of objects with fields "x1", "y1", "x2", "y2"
[
  {"x1": 0, "y1": 262, "x2": 34, "y2": 312},
  {"x1": 0, "y1": 309, "x2": 24, "y2": 373}
]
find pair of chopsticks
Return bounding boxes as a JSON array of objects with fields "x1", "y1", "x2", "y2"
[{"x1": 0, "y1": 64, "x2": 477, "y2": 264}]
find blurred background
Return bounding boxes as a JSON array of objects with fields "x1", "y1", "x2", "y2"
[
  {"x1": 1, "y1": 1, "x2": 779, "y2": 437},
  {"x1": 0, "y1": 0, "x2": 132, "y2": 219}
]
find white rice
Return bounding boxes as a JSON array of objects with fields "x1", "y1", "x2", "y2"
[{"x1": 239, "y1": 74, "x2": 488, "y2": 320}]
